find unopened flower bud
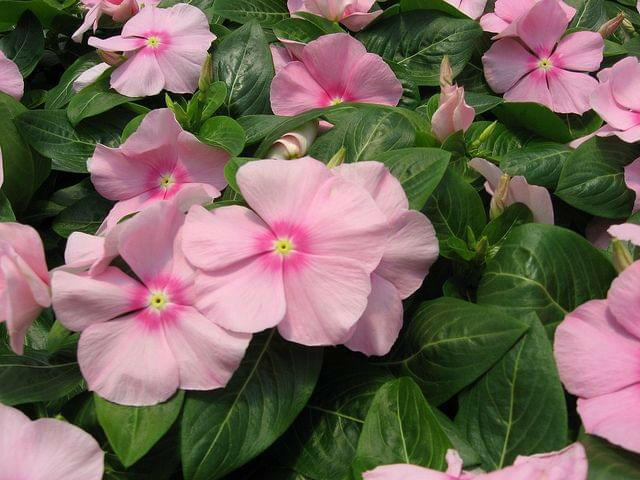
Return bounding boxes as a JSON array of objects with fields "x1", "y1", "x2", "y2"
[
  {"x1": 489, "y1": 173, "x2": 511, "y2": 220},
  {"x1": 98, "y1": 49, "x2": 125, "y2": 67},
  {"x1": 439, "y1": 55, "x2": 453, "y2": 91},
  {"x1": 198, "y1": 54, "x2": 213, "y2": 92},
  {"x1": 599, "y1": 13, "x2": 625, "y2": 39},
  {"x1": 622, "y1": 17, "x2": 636, "y2": 35},
  {"x1": 267, "y1": 121, "x2": 318, "y2": 160},
  {"x1": 470, "y1": 121, "x2": 498, "y2": 150},
  {"x1": 327, "y1": 147, "x2": 346, "y2": 168},
  {"x1": 612, "y1": 239, "x2": 634, "y2": 273}
]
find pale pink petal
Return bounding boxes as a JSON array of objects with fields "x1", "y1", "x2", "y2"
[
  {"x1": 51, "y1": 267, "x2": 146, "y2": 331},
  {"x1": 279, "y1": 38, "x2": 306, "y2": 59},
  {"x1": 73, "y1": 63, "x2": 110, "y2": 92},
  {"x1": 120, "y1": 108, "x2": 182, "y2": 156},
  {"x1": 270, "y1": 61, "x2": 330, "y2": 116},
  {"x1": 71, "y1": 3, "x2": 102, "y2": 42},
  {"x1": 0, "y1": 404, "x2": 30, "y2": 474},
  {"x1": 578, "y1": 384, "x2": 640, "y2": 454},
  {"x1": 469, "y1": 157, "x2": 503, "y2": 192},
  {"x1": 608, "y1": 261, "x2": 640, "y2": 339},
  {"x1": 516, "y1": 0, "x2": 569, "y2": 57},
  {"x1": 270, "y1": 43, "x2": 294, "y2": 74},
  {"x1": 120, "y1": 3, "x2": 158, "y2": 37},
  {"x1": 610, "y1": 124, "x2": 640, "y2": 144},
  {"x1": 458, "y1": 0, "x2": 488, "y2": 19},
  {"x1": 494, "y1": 0, "x2": 533, "y2": 23},
  {"x1": 341, "y1": 10, "x2": 382, "y2": 31},
  {"x1": 482, "y1": 39, "x2": 537, "y2": 93},
  {"x1": 99, "y1": 191, "x2": 158, "y2": 234},
  {"x1": 287, "y1": 0, "x2": 306, "y2": 12},
  {"x1": 508, "y1": 176, "x2": 555, "y2": 224},
  {"x1": 590, "y1": 81, "x2": 640, "y2": 131},
  {"x1": 625, "y1": 157, "x2": 640, "y2": 212},
  {"x1": 504, "y1": 69, "x2": 553, "y2": 111},
  {"x1": 344, "y1": 273, "x2": 403, "y2": 356},
  {"x1": 103, "y1": 0, "x2": 141, "y2": 23},
  {"x1": 554, "y1": 299, "x2": 640, "y2": 398},
  {"x1": 432, "y1": 86, "x2": 475, "y2": 142},
  {"x1": 109, "y1": 50, "x2": 165, "y2": 97},
  {"x1": 0, "y1": 51, "x2": 24, "y2": 100},
  {"x1": 78, "y1": 314, "x2": 180, "y2": 406},
  {"x1": 0, "y1": 223, "x2": 49, "y2": 283},
  {"x1": 610, "y1": 57, "x2": 640, "y2": 112},
  {"x1": 363, "y1": 464, "x2": 455, "y2": 480},
  {"x1": 156, "y1": 3, "x2": 215, "y2": 44},
  {"x1": 480, "y1": 12, "x2": 510, "y2": 33},
  {"x1": 163, "y1": 305, "x2": 251, "y2": 389},
  {"x1": 177, "y1": 131, "x2": 228, "y2": 191},
  {"x1": 550, "y1": 32, "x2": 603, "y2": 72},
  {"x1": 512, "y1": 443, "x2": 588, "y2": 480},
  {"x1": 63, "y1": 232, "x2": 107, "y2": 271},
  {"x1": 608, "y1": 223, "x2": 640, "y2": 246},
  {"x1": 342, "y1": 53, "x2": 403, "y2": 106},
  {"x1": 155, "y1": 45, "x2": 206, "y2": 94},
  {"x1": 547, "y1": 68, "x2": 598, "y2": 115},
  {"x1": 87, "y1": 35, "x2": 143, "y2": 52}
]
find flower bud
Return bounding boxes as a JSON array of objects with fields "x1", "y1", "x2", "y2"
[
  {"x1": 327, "y1": 146, "x2": 346, "y2": 168},
  {"x1": 612, "y1": 239, "x2": 634, "y2": 273},
  {"x1": 267, "y1": 121, "x2": 318, "y2": 160},
  {"x1": 599, "y1": 12, "x2": 625, "y2": 39},
  {"x1": 439, "y1": 55, "x2": 453, "y2": 91},
  {"x1": 470, "y1": 121, "x2": 498, "y2": 150},
  {"x1": 98, "y1": 49, "x2": 125, "y2": 67},
  {"x1": 489, "y1": 173, "x2": 511, "y2": 220},
  {"x1": 198, "y1": 54, "x2": 213, "y2": 92}
]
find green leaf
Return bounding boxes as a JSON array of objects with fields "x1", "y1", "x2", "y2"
[
  {"x1": 45, "y1": 52, "x2": 103, "y2": 109},
  {"x1": 237, "y1": 114, "x2": 289, "y2": 145},
  {"x1": 466, "y1": 121, "x2": 523, "y2": 161},
  {"x1": 400, "y1": 0, "x2": 470, "y2": 17},
  {"x1": 386, "y1": 298, "x2": 529, "y2": 406},
  {"x1": 0, "y1": 192, "x2": 15, "y2": 221},
  {"x1": 198, "y1": 116, "x2": 246, "y2": 156},
  {"x1": 273, "y1": 15, "x2": 342, "y2": 44},
  {"x1": 433, "y1": 409, "x2": 480, "y2": 468},
  {"x1": 201, "y1": 81, "x2": 228, "y2": 120},
  {"x1": 556, "y1": 136, "x2": 637, "y2": 218},
  {"x1": 477, "y1": 223, "x2": 617, "y2": 327},
  {"x1": 567, "y1": 0, "x2": 607, "y2": 30},
  {"x1": 481, "y1": 203, "x2": 533, "y2": 247},
  {"x1": 214, "y1": 21, "x2": 274, "y2": 117},
  {"x1": 372, "y1": 148, "x2": 450, "y2": 211},
  {"x1": 500, "y1": 142, "x2": 572, "y2": 189},
  {"x1": 579, "y1": 431, "x2": 640, "y2": 480},
  {"x1": 0, "y1": 11, "x2": 44, "y2": 76},
  {"x1": 351, "y1": 377, "x2": 452, "y2": 476},
  {"x1": 95, "y1": 391, "x2": 184, "y2": 468},
  {"x1": 52, "y1": 193, "x2": 113, "y2": 238},
  {"x1": 493, "y1": 102, "x2": 573, "y2": 143},
  {"x1": 211, "y1": 0, "x2": 289, "y2": 26},
  {"x1": 455, "y1": 317, "x2": 568, "y2": 470},
  {"x1": 357, "y1": 12, "x2": 483, "y2": 86},
  {"x1": 181, "y1": 330, "x2": 323, "y2": 480},
  {"x1": 223, "y1": 157, "x2": 253, "y2": 194},
  {"x1": 0, "y1": 0, "x2": 72, "y2": 29}
]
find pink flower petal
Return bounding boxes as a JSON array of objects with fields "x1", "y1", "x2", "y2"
[
  {"x1": 0, "y1": 223, "x2": 49, "y2": 283},
  {"x1": 554, "y1": 299, "x2": 640, "y2": 398},
  {"x1": 504, "y1": 69, "x2": 553, "y2": 111},
  {"x1": 51, "y1": 267, "x2": 146, "y2": 331},
  {"x1": 608, "y1": 223, "x2": 640, "y2": 246},
  {"x1": 343, "y1": 273, "x2": 403, "y2": 356},
  {"x1": 155, "y1": 3, "x2": 215, "y2": 43},
  {"x1": 340, "y1": 10, "x2": 383, "y2": 31},
  {"x1": 550, "y1": 32, "x2": 603, "y2": 72},
  {"x1": 0, "y1": 259, "x2": 38, "y2": 354},
  {"x1": 73, "y1": 63, "x2": 110, "y2": 92},
  {"x1": 608, "y1": 260, "x2": 640, "y2": 339},
  {"x1": 120, "y1": 108, "x2": 183, "y2": 156},
  {"x1": 71, "y1": 3, "x2": 102, "y2": 43},
  {"x1": 270, "y1": 43, "x2": 295, "y2": 74},
  {"x1": 63, "y1": 232, "x2": 107, "y2": 271},
  {"x1": 0, "y1": 50, "x2": 24, "y2": 100},
  {"x1": 512, "y1": 443, "x2": 588, "y2": 480},
  {"x1": 508, "y1": 176, "x2": 555, "y2": 224},
  {"x1": 270, "y1": 61, "x2": 330, "y2": 116},
  {"x1": 154, "y1": 45, "x2": 205, "y2": 94},
  {"x1": 177, "y1": 131, "x2": 228, "y2": 191},
  {"x1": 0, "y1": 404, "x2": 30, "y2": 475},
  {"x1": 578, "y1": 384, "x2": 640, "y2": 454},
  {"x1": 516, "y1": 0, "x2": 569, "y2": 58},
  {"x1": 625, "y1": 157, "x2": 640, "y2": 212},
  {"x1": 480, "y1": 12, "x2": 510, "y2": 33},
  {"x1": 458, "y1": 0, "x2": 488, "y2": 19},
  {"x1": 163, "y1": 305, "x2": 251, "y2": 390},
  {"x1": 88, "y1": 34, "x2": 143, "y2": 52},
  {"x1": 469, "y1": 157, "x2": 503, "y2": 193},
  {"x1": 482, "y1": 38, "x2": 537, "y2": 93},
  {"x1": 98, "y1": 191, "x2": 158, "y2": 235},
  {"x1": 432, "y1": 85, "x2": 476, "y2": 142},
  {"x1": 590, "y1": 81, "x2": 640, "y2": 131},
  {"x1": 610, "y1": 57, "x2": 640, "y2": 112},
  {"x1": 342, "y1": 53, "x2": 403, "y2": 107},
  {"x1": 109, "y1": 49, "x2": 165, "y2": 97},
  {"x1": 363, "y1": 464, "x2": 455, "y2": 479},
  {"x1": 547, "y1": 68, "x2": 598, "y2": 115}
]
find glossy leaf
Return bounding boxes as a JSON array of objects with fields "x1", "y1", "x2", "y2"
[
  {"x1": 500, "y1": 142, "x2": 571, "y2": 189},
  {"x1": 198, "y1": 116, "x2": 246, "y2": 156},
  {"x1": 212, "y1": 0, "x2": 289, "y2": 26},
  {"x1": 579, "y1": 430, "x2": 640, "y2": 480},
  {"x1": 0, "y1": 11, "x2": 44, "y2": 76}
]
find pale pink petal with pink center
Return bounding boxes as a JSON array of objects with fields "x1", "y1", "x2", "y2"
[
  {"x1": 607, "y1": 260, "x2": 640, "y2": 339},
  {"x1": 51, "y1": 267, "x2": 146, "y2": 331},
  {"x1": 87, "y1": 34, "x2": 143, "y2": 52},
  {"x1": 625, "y1": 157, "x2": 640, "y2": 212},
  {"x1": 590, "y1": 81, "x2": 640, "y2": 131},
  {"x1": 578, "y1": 384, "x2": 640, "y2": 454},
  {"x1": 280, "y1": 254, "x2": 373, "y2": 345},
  {"x1": 79, "y1": 314, "x2": 180, "y2": 405},
  {"x1": 344, "y1": 273, "x2": 403, "y2": 356},
  {"x1": 71, "y1": 3, "x2": 102, "y2": 42},
  {"x1": 109, "y1": 50, "x2": 165, "y2": 97},
  {"x1": 508, "y1": 176, "x2": 554, "y2": 224},
  {"x1": 376, "y1": 210, "x2": 439, "y2": 298},
  {"x1": 177, "y1": 131, "x2": 228, "y2": 191},
  {"x1": 0, "y1": 404, "x2": 30, "y2": 476},
  {"x1": 271, "y1": 43, "x2": 295, "y2": 73},
  {"x1": 0, "y1": 51, "x2": 24, "y2": 100},
  {"x1": 163, "y1": 305, "x2": 251, "y2": 389},
  {"x1": 610, "y1": 57, "x2": 640, "y2": 112},
  {"x1": 512, "y1": 443, "x2": 588, "y2": 480},
  {"x1": 504, "y1": 70, "x2": 553, "y2": 111},
  {"x1": 20, "y1": 417, "x2": 104, "y2": 480},
  {"x1": 608, "y1": 223, "x2": 640, "y2": 246},
  {"x1": 183, "y1": 205, "x2": 273, "y2": 272},
  {"x1": 480, "y1": 13, "x2": 510, "y2": 33},
  {"x1": 271, "y1": 61, "x2": 331, "y2": 116},
  {"x1": 516, "y1": 0, "x2": 569, "y2": 58},
  {"x1": 554, "y1": 299, "x2": 640, "y2": 398},
  {"x1": 482, "y1": 39, "x2": 537, "y2": 93},
  {"x1": 341, "y1": 10, "x2": 383, "y2": 31},
  {"x1": 547, "y1": 68, "x2": 598, "y2": 114},
  {"x1": 341, "y1": 53, "x2": 403, "y2": 106},
  {"x1": 550, "y1": 32, "x2": 603, "y2": 72},
  {"x1": 363, "y1": 464, "x2": 456, "y2": 480},
  {"x1": 0, "y1": 223, "x2": 49, "y2": 283}
]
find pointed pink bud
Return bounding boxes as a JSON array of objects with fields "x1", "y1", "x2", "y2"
[
  {"x1": 98, "y1": 49, "x2": 125, "y2": 67},
  {"x1": 440, "y1": 55, "x2": 454, "y2": 90},
  {"x1": 431, "y1": 84, "x2": 476, "y2": 142},
  {"x1": 599, "y1": 12, "x2": 625, "y2": 38}
]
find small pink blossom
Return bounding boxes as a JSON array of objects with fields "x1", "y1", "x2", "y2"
[
  {"x1": 0, "y1": 223, "x2": 51, "y2": 355},
  {"x1": 482, "y1": 0, "x2": 603, "y2": 114},
  {"x1": 443, "y1": 0, "x2": 487, "y2": 20},
  {"x1": 0, "y1": 403, "x2": 104, "y2": 480},
  {"x1": 333, "y1": 162, "x2": 439, "y2": 356},
  {"x1": 432, "y1": 58, "x2": 475, "y2": 142},
  {"x1": 288, "y1": 0, "x2": 382, "y2": 31},
  {"x1": 51, "y1": 195, "x2": 251, "y2": 406},
  {"x1": 72, "y1": 0, "x2": 160, "y2": 43},
  {"x1": 626, "y1": 157, "x2": 640, "y2": 212},
  {"x1": 270, "y1": 33, "x2": 403, "y2": 116},
  {"x1": 363, "y1": 444, "x2": 587, "y2": 479},
  {"x1": 182, "y1": 157, "x2": 389, "y2": 346},
  {"x1": 0, "y1": 50, "x2": 23, "y2": 100},
  {"x1": 555, "y1": 261, "x2": 640, "y2": 453},
  {"x1": 480, "y1": 0, "x2": 575, "y2": 37},
  {"x1": 469, "y1": 158, "x2": 554, "y2": 224},
  {"x1": 88, "y1": 108, "x2": 228, "y2": 233},
  {"x1": 88, "y1": 4, "x2": 215, "y2": 97}
]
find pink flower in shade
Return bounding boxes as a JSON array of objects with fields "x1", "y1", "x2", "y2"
[
  {"x1": 0, "y1": 50, "x2": 23, "y2": 100},
  {"x1": 332, "y1": 162, "x2": 438, "y2": 356},
  {"x1": 288, "y1": 0, "x2": 382, "y2": 31},
  {"x1": 363, "y1": 444, "x2": 587, "y2": 479},
  {"x1": 87, "y1": 4, "x2": 215, "y2": 97},
  {"x1": 626, "y1": 157, "x2": 640, "y2": 213},
  {"x1": 443, "y1": 0, "x2": 487, "y2": 20},
  {"x1": 480, "y1": 0, "x2": 575, "y2": 37},
  {"x1": 432, "y1": 86, "x2": 475, "y2": 142},
  {"x1": 270, "y1": 33, "x2": 403, "y2": 116},
  {"x1": 469, "y1": 158, "x2": 554, "y2": 224},
  {"x1": 51, "y1": 196, "x2": 251, "y2": 406},
  {"x1": 88, "y1": 108, "x2": 228, "y2": 234},
  {"x1": 71, "y1": 0, "x2": 160, "y2": 43},
  {"x1": 0, "y1": 223, "x2": 51, "y2": 355},
  {"x1": 0, "y1": 403, "x2": 104, "y2": 480},
  {"x1": 554, "y1": 261, "x2": 640, "y2": 453},
  {"x1": 482, "y1": 0, "x2": 603, "y2": 115},
  {"x1": 182, "y1": 157, "x2": 389, "y2": 346}
]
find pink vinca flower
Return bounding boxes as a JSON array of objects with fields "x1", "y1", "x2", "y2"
[
  {"x1": 89, "y1": 108, "x2": 228, "y2": 234},
  {"x1": 333, "y1": 162, "x2": 438, "y2": 356},
  {"x1": 288, "y1": 0, "x2": 382, "y2": 31},
  {"x1": 51, "y1": 197, "x2": 251, "y2": 406},
  {"x1": 482, "y1": 0, "x2": 603, "y2": 115},
  {"x1": 469, "y1": 158, "x2": 554, "y2": 224},
  {"x1": 0, "y1": 403, "x2": 104, "y2": 480},
  {"x1": 0, "y1": 50, "x2": 23, "y2": 100},
  {"x1": 182, "y1": 157, "x2": 389, "y2": 346},
  {"x1": 0, "y1": 223, "x2": 51, "y2": 355},
  {"x1": 444, "y1": 0, "x2": 487, "y2": 20},
  {"x1": 72, "y1": 0, "x2": 160, "y2": 43},
  {"x1": 554, "y1": 255, "x2": 640, "y2": 453},
  {"x1": 270, "y1": 33, "x2": 403, "y2": 116},
  {"x1": 480, "y1": 0, "x2": 575, "y2": 37},
  {"x1": 626, "y1": 157, "x2": 640, "y2": 212},
  {"x1": 364, "y1": 444, "x2": 587, "y2": 479},
  {"x1": 88, "y1": 4, "x2": 215, "y2": 97}
]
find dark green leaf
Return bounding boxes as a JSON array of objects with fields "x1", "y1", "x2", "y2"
[
  {"x1": 481, "y1": 203, "x2": 533, "y2": 247},
  {"x1": 45, "y1": 52, "x2": 103, "y2": 109},
  {"x1": 579, "y1": 430, "x2": 640, "y2": 480},
  {"x1": 52, "y1": 193, "x2": 113, "y2": 237},
  {"x1": 198, "y1": 116, "x2": 246, "y2": 156},
  {"x1": 400, "y1": 0, "x2": 470, "y2": 17},
  {"x1": 67, "y1": 73, "x2": 138, "y2": 126},
  {"x1": 237, "y1": 114, "x2": 289, "y2": 145},
  {"x1": 0, "y1": 11, "x2": 44, "y2": 76},
  {"x1": 211, "y1": 0, "x2": 289, "y2": 26},
  {"x1": 500, "y1": 141, "x2": 571, "y2": 189},
  {"x1": 493, "y1": 102, "x2": 572, "y2": 143}
]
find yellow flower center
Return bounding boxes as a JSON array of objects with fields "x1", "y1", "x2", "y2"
[
  {"x1": 330, "y1": 98, "x2": 343, "y2": 106},
  {"x1": 147, "y1": 36, "x2": 161, "y2": 48},
  {"x1": 538, "y1": 58, "x2": 553, "y2": 71},
  {"x1": 149, "y1": 292, "x2": 169, "y2": 310},
  {"x1": 273, "y1": 238, "x2": 294, "y2": 256},
  {"x1": 159, "y1": 174, "x2": 174, "y2": 189}
]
